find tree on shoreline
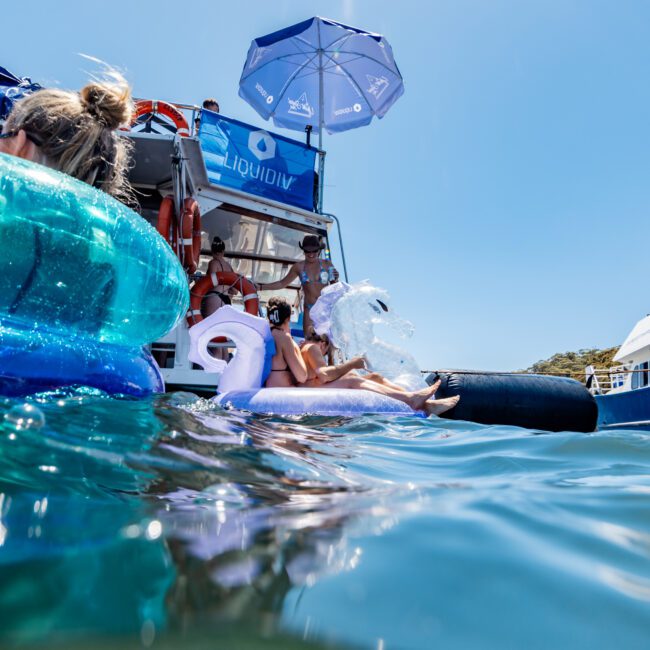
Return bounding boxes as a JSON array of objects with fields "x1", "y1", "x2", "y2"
[{"x1": 523, "y1": 346, "x2": 619, "y2": 382}]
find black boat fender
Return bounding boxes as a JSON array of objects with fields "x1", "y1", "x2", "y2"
[{"x1": 426, "y1": 371, "x2": 597, "y2": 433}]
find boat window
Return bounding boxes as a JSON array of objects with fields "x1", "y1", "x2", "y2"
[
  {"x1": 199, "y1": 209, "x2": 326, "y2": 285},
  {"x1": 202, "y1": 211, "x2": 318, "y2": 258},
  {"x1": 632, "y1": 362, "x2": 649, "y2": 390},
  {"x1": 139, "y1": 201, "x2": 327, "y2": 306},
  {"x1": 196, "y1": 254, "x2": 296, "y2": 287}
]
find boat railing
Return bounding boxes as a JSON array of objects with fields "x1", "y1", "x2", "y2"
[{"x1": 585, "y1": 364, "x2": 633, "y2": 394}]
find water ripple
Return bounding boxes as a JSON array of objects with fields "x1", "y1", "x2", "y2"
[{"x1": 0, "y1": 391, "x2": 649, "y2": 648}]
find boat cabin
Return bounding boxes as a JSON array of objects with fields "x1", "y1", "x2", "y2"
[
  {"x1": 586, "y1": 314, "x2": 650, "y2": 395},
  {"x1": 126, "y1": 103, "x2": 345, "y2": 392}
]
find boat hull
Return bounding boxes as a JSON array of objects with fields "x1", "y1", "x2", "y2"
[{"x1": 595, "y1": 386, "x2": 650, "y2": 430}]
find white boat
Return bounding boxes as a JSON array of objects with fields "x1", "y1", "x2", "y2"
[
  {"x1": 126, "y1": 101, "x2": 348, "y2": 394},
  {"x1": 586, "y1": 315, "x2": 650, "y2": 429}
]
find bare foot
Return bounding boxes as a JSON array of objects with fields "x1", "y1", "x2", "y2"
[
  {"x1": 424, "y1": 395, "x2": 460, "y2": 417},
  {"x1": 411, "y1": 380, "x2": 441, "y2": 410}
]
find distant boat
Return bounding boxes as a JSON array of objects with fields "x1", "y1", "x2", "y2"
[{"x1": 586, "y1": 315, "x2": 650, "y2": 429}]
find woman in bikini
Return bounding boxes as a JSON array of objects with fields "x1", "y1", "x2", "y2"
[
  {"x1": 201, "y1": 236, "x2": 236, "y2": 361},
  {"x1": 299, "y1": 331, "x2": 460, "y2": 416},
  {"x1": 264, "y1": 297, "x2": 308, "y2": 388},
  {"x1": 257, "y1": 235, "x2": 338, "y2": 337},
  {"x1": 202, "y1": 236, "x2": 235, "y2": 317}
]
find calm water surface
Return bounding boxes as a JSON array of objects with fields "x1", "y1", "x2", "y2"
[{"x1": 1, "y1": 389, "x2": 649, "y2": 649}]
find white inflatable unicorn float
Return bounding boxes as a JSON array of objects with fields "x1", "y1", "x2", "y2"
[{"x1": 186, "y1": 281, "x2": 433, "y2": 416}]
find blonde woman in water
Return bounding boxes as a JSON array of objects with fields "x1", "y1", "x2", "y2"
[{"x1": 0, "y1": 69, "x2": 134, "y2": 201}]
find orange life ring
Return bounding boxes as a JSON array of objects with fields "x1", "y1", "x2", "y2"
[
  {"x1": 181, "y1": 198, "x2": 202, "y2": 273},
  {"x1": 187, "y1": 272, "x2": 259, "y2": 328},
  {"x1": 131, "y1": 100, "x2": 190, "y2": 137},
  {"x1": 156, "y1": 196, "x2": 174, "y2": 245}
]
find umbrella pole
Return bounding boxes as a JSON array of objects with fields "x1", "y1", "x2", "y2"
[
  {"x1": 317, "y1": 48, "x2": 325, "y2": 214},
  {"x1": 317, "y1": 134, "x2": 325, "y2": 214}
]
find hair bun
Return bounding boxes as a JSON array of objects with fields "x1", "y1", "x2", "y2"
[{"x1": 80, "y1": 80, "x2": 133, "y2": 129}]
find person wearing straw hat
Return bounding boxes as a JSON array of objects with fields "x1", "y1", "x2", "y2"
[{"x1": 258, "y1": 235, "x2": 339, "y2": 337}]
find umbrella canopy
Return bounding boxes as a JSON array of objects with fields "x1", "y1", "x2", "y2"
[
  {"x1": 0, "y1": 66, "x2": 22, "y2": 87},
  {"x1": 238, "y1": 16, "x2": 404, "y2": 136}
]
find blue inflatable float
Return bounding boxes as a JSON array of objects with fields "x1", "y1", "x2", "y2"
[{"x1": 0, "y1": 154, "x2": 189, "y2": 396}]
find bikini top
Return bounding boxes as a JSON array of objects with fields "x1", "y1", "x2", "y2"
[{"x1": 299, "y1": 261, "x2": 330, "y2": 286}]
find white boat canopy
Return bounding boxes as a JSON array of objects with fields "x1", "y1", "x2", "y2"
[{"x1": 613, "y1": 314, "x2": 650, "y2": 364}]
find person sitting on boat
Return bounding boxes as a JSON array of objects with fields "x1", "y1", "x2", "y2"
[
  {"x1": 0, "y1": 72, "x2": 134, "y2": 203},
  {"x1": 299, "y1": 330, "x2": 460, "y2": 417},
  {"x1": 194, "y1": 97, "x2": 220, "y2": 133},
  {"x1": 264, "y1": 297, "x2": 309, "y2": 388},
  {"x1": 257, "y1": 235, "x2": 339, "y2": 337}
]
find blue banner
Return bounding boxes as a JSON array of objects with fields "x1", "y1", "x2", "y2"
[{"x1": 198, "y1": 110, "x2": 317, "y2": 211}]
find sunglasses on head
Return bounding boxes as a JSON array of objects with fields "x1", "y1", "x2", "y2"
[{"x1": 0, "y1": 129, "x2": 44, "y2": 147}]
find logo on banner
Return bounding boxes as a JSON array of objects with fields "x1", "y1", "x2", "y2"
[
  {"x1": 288, "y1": 93, "x2": 314, "y2": 118},
  {"x1": 223, "y1": 128, "x2": 296, "y2": 192},
  {"x1": 366, "y1": 75, "x2": 389, "y2": 99},
  {"x1": 201, "y1": 114, "x2": 316, "y2": 209},
  {"x1": 248, "y1": 130, "x2": 276, "y2": 161}
]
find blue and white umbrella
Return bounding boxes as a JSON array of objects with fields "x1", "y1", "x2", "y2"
[
  {"x1": 238, "y1": 17, "x2": 404, "y2": 211},
  {"x1": 239, "y1": 16, "x2": 404, "y2": 136}
]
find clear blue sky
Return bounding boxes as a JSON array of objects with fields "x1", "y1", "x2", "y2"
[{"x1": 4, "y1": 1, "x2": 650, "y2": 370}]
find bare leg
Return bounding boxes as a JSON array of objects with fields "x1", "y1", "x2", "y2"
[
  {"x1": 364, "y1": 372, "x2": 406, "y2": 391},
  {"x1": 307, "y1": 372, "x2": 459, "y2": 415},
  {"x1": 363, "y1": 372, "x2": 441, "y2": 408},
  {"x1": 411, "y1": 380, "x2": 442, "y2": 409},
  {"x1": 317, "y1": 374, "x2": 425, "y2": 410},
  {"x1": 424, "y1": 395, "x2": 460, "y2": 416},
  {"x1": 363, "y1": 372, "x2": 439, "y2": 396},
  {"x1": 302, "y1": 307, "x2": 313, "y2": 339}
]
